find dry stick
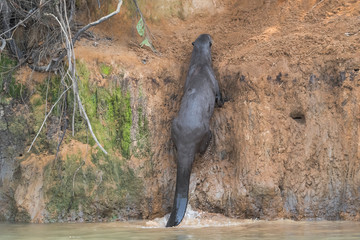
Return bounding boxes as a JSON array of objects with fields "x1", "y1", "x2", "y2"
[
  {"x1": 64, "y1": 0, "x2": 105, "y2": 153},
  {"x1": 63, "y1": 0, "x2": 108, "y2": 154},
  {"x1": 29, "y1": 1, "x2": 123, "y2": 154},
  {"x1": 0, "y1": 1, "x2": 50, "y2": 38},
  {"x1": 1, "y1": 0, "x2": 23, "y2": 60},
  {"x1": 68, "y1": 0, "x2": 123, "y2": 153},
  {"x1": 27, "y1": 84, "x2": 72, "y2": 153},
  {"x1": 310, "y1": 0, "x2": 325, "y2": 11},
  {"x1": 48, "y1": 9, "x2": 108, "y2": 155},
  {"x1": 30, "y1": 0, "x2": 123, "y2": 72},
  {"x1": 72, "y1": 0, "x2": 123, "y2": 44},
  {"x1": 27, "y1": 10, "x2": 71, "y2": 153},
  {"x1": 68, "y1": 0, "x2": 76, "y2": 24},
  {"x1": 0, "y1": 37, "x2": 5, "y2": 51},
  {"x1": 76, "y1": 92, "x2": 108, "y2": 154},
  {"x1": 72, "y1": 87, "x2": 76, "y2": 136}
]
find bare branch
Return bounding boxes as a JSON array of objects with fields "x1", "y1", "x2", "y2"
[
  {"x1": 18, "y1": 1, "x2": 125, "y2": 155},
  {"x1": 68, "y1": 0, "x2": 76, "y2": 23},
  {"x1": 73, "y1": 0, "x2": 123, "y2": 44},
  {"x1": 0, "y1": 37, "x2": 5, "y2": 52},
  {"x1": 0, "y1": 1, "x2": 49, "y2": 38},
  {"x1": 72, "y1": 90, "x2": 76, "y2": 136},
  {"x1": 1, "y1": 0, "x2": 24, "y2": 60},
  {"x1": 46, "y1": 5, "x2": 108, "y2": 155},
  {"x1": 27, "y1": 84, "x2": 72, "y2": 153},
  {"x1": 30, "y1": 0, "x2": 123, "y2": 73},
  {"x1": 75, "y1": 91, "x2": 108, "y2": 154}
]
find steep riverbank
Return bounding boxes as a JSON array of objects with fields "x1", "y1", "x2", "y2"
[{"x1": 1, "y1": 0, "x2": 359, "y2": 222}]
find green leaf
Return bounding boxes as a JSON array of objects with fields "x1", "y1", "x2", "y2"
[
  {"x1": 140, "y1": 38, "x2": 151, "y2": 48},
  {"x1": 136, "y1": 18, "x2": 144, "y2": 37}
]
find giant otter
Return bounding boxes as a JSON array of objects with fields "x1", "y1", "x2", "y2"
[{"x1": 166, "y1": 34, "x2": 223, "y2": 227}]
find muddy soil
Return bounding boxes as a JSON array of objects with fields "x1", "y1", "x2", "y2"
[{"x1": 1, "y1": 0, "x2": 360, "y2": 222}]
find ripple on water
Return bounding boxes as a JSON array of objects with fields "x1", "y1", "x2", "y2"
[{"x1": 144, "y1": 205, "x2": 256, "y2": 228}]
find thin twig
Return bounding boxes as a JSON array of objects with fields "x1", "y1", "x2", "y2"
[
  {"x1": 30, "y1": 0, "x2": 123, "y2": 72},
  {"x1": 0, "y1": 1, "x2": 50, "y2": 38},
  {"x1": 76, "y1": 92, "x2": 108, "y2": 154},
  {"x1": 72, "y1": 88, "x2": 76, "y2": 136},
  {"x1": 68, "y1": 0, "x2": 76, "y2": 23},
  {"x1": 73, "y1": 0, "x2": 123, "y2": 44},
  {"x1": 27, "y1": 84, "x2": 72, "y2": 153},
  {"x1": 48, "y1": 5, "x2": 108, "y2": 155},
  {"x1": 0, "y1": 37, "x2": 5, "y2": 52},
  {"x1": 310, "y1": 0, "x2": 326, "y2": 12},
  {"x1": 45, "y1": 74, "x2": 50, "y2": 130},
  {"x1": 25, "y1": 1, "x2": 123, "y2": 155}
]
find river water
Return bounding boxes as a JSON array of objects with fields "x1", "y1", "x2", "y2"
[{"x1": 1, "y1": 217, "x2": 360, "y2": 240}]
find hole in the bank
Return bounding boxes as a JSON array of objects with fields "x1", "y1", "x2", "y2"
[
  {"x1": 290, "y1": 112, "x2": 306, "y2": 124},
  {"x1": 19, "y1": 154, "x2": 23, "y2": 157},
  {"x1": 354, "y1": 68, "x2": 359, "y2": 72}
]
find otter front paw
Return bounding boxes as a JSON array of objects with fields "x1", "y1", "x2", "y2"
[{"x1": 215, "y1": 93, "x2": 224, "y2": 107}]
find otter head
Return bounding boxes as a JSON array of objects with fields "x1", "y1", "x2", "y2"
[{"x1": 192, "y1": 34, "x2": 213, "y2": 49}]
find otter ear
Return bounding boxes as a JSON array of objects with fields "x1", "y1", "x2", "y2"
[
  {"x1": 192, "y1": 42, "x2": 195, "y2": 46},
  {"x1": 209, "y1": 41, "x2": 212, "y2": 47}
]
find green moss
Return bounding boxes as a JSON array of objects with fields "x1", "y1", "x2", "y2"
[
  {"x1": 0, "y1": 55, "x2": 27, "y2": 100},
  {"x1": 28, "y1": 94, "x2": 47, "y2": 150},
  {"x1": 30, "y1": 94, "x2": 44, "y2": 107},
  {"x1": 0, "y1": 120, "x2": 6, "y2": 131},
  {"x1": 107, "y1": 88, "x2": 132, "y2": 158},
  {"x1": 75, "y1": 60, "x2": 133, "y2": 158},
  {"x1": 132, "y1": 87, "x2": 151, "y2": 158},
  {"x1": 133, "y1": 104, "x2": 151, "y2": 158},
  {"x1": 8, "y1": 115, "x2": 26, "y2": 136},
  {"x1": 0, "y1": 55, "x2": 16, "y2": 91},
  {"x1": 38, "y1": 76, "x2": 63, "y2": 106},
  {"x1": 14, "y1": 208, "x2": 31, "y2": 223},
  {"x1": 43, "y1": 150, "x2": 143, "y2": 221},
  {"x1": 75, "y1": 60, "x2": 102, "y2": 145},
  {"x1": 43, "y1": 153, "x2": 89, "y2": 220},
  {"x1": 99, "y1": 63, "x2": 112, "y2": 77},
  {"x1": 93, "y1": 151, "x2": 143, "y2": 205}
]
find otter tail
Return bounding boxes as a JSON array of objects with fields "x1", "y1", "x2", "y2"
[{"x1": 166, "y1": 149, "x2": 195, "y2": 227}]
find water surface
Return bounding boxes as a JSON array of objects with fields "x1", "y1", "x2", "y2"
[{"x1": 1, "y1": 219, "x2": 360, "y2": 240}]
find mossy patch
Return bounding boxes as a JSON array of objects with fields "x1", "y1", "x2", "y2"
[
  {"x1": 37, "y1": 75, "x2": 64, "y2": 110},
  {"x1": 75, "y1": 60, "x2": 133, "y2": 158},
  {"x1": 133, "y1": 88, "x2": 151, "y2": 158},
  {"x1": 43, "y1": 153, "x2": 91, "y2": 220},
  {"x1": 107, "y1": 88, "x2": 132, "y2": 158},
  {"x1": 0, "y1": 55, "x2": 27, "y2": 101},
  {"x1": 99, "y1": 63, "x2": 112, "y2": 77},
  {"x1": 8, "y1": 115, "x2": 27, "y2": 137},
  {"x1": 43, "y1": 150, "x2": 143, "y2": 221}
]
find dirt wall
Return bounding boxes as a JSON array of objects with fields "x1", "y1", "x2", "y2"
[{"x1": 1, "y1": 0, "x2": 359, "y2": 222}]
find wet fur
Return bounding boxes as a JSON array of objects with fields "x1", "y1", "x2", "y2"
[{"x1": 166, "y1": 34, "x2": 223, "y2": 227}]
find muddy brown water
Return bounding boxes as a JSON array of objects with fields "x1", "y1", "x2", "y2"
[{"x1": 1, "y1": 220, "x2": 360, "y2": 240}]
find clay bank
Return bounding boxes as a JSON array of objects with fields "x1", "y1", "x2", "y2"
[{"x1": 0, "y1": 0, "x2": 360, "y2": 223}]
